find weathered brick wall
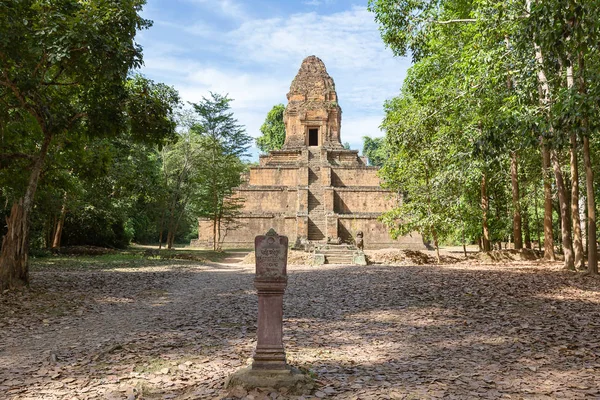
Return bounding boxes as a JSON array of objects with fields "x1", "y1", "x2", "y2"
[
  {"x1": 237, "y1": 188, "x2": 298, "y2": 213},
  {"x1": 331, "y1": 168, "x2": 381, "y2": 187},
  {"x1": 259, "y1": 151, "x2": 301, "y2": 166},
  {"x1": 334, "y1": 189, "x2": 398, "y2": 214},
  {"x1": 195, "y1": 216, "x2": 298, "y2": 248},
  {"x1": 249, "y1": 167, "x2": 299, "y2": 186},
  {"x1": 337, "y1": 217, "x2": 424, "y2": 249}
]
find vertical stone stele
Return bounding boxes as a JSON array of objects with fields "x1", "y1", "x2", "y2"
[{"x1": 225, "y1": 229, "x2": 313, "y2": 394}]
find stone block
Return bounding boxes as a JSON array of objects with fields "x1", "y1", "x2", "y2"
[
  {"x1": 312, "y1": 253, "x2": 325, "y2": 265},
  {"x1": 353, "y1": 251, "x2": 367, "y2": 266},
  {"x1": 225, "y1": 366, "x2": 313, "y2": 395}
]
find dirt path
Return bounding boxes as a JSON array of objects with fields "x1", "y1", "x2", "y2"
[{"x1": 1, "y1": 257, "x2": 600, "y2": 399}]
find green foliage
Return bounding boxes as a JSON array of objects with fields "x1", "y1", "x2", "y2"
[
  {"x1": 362, "y1": 136, "x2": 386, "y2": 167},
  {"x1": 256, "y1": 104, "x2": 286, "y2": 153},
  {"x1": 370, "y1": 0, "x2": 600, "y2": 256},
  {"x1": 190, "y1": 93, "x2": 252, "y2": 250},
  {"x1": 0, "y1": 1, "x2": 182, "y2": 258}
]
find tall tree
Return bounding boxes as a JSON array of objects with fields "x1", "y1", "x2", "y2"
[
  {"x1": 191, "y1": 93, "x2": 251, "y2": 251},
  {"x1": 362, "y1": 136, "x2": 386, "y2": 167},
  {"x1": 256, "y1": 104, "x2": 286, "y2": 153},
  {"x1": 0, "y1": 1, "x2": 177, "y2": 290}
]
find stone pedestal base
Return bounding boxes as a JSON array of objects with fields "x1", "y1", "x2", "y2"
[
  {"x1": 353, "y1": 251, "x2": 367, "y2": 266},
  {"x1": 226, "y1": 366, "x2": 313, "y2": 394}
]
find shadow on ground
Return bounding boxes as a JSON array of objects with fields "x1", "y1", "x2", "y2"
[{"x1": 0, "y1": 257, "x2": 599, "y2": 399}]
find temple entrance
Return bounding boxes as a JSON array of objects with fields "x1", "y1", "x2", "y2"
[{"x1": 308, "y1": 128, "x2": 319, "y2": 146}]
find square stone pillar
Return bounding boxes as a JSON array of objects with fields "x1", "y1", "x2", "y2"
[
  {"x1": 322, "y1": 188, "x2": 334, "y2": 213},
  {"x1": 297, "y1": 188, "x2": 308, "y2": 214},
  {"x1": 296, "y1": 215, "x2": 308, "y2": 239},
  {"x1": 298, "y1": 166, "x2": 309, "y2": 186},
  {"x1": 326, "y1": 215, "x2": 338, "y2": 241},
  {"x1": 321, "y1": 166, "x2": 331, "y2": 186}
]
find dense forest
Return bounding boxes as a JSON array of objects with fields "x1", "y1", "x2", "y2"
[
  {"x1": 0, "y1": 0, "x2": 251, "y2": 290},
  {"x1": 3, "y1": 0, "x2": 600, "y2": 289},
  {"x1": 368, "y1": 0, "x2": 600, "y2": 273}
]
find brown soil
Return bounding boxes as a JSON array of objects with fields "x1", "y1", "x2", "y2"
[
  {"x1": 475, "y1": 248, "x2": 543, "y2": 263},
  {"x1": 1, "y1": 257, "x2": 599, "y2": 399},
  {"x1": 365, "y1": 249, "x2": 461, "y2": 265},
  {"x1": 241, "y1": 250, "x2": 313, "y2": 265}
]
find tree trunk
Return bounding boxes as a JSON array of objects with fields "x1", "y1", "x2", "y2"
[
  {"x1": 158, "y1": 208, "x2": 166, "y2": 250},
  {"x1": 169, "y1": 203, "x2": 188, "y2": 250},
  {"x1": 217, "y1": 213, "x2": 222, "y2": 252},
  {"x1": 167, "y1": 231, "x2": 175, "y2": 250},
  {"x1": 48, "y1": 216, "x2": 58, "y2": 249},
  {"x1": 51, "y1": 192, "x2": 68, "y2": 250},
  {"x1": 530, "y1": 2, "x2": 555, "y2": 261},
  {"x1": 562, "y1": 60, "x2": 585, "y2": 269},
  {"x1": 570, "y1": 133, "x2": 584, "y2": 269},
  {"x1": 0, "y1": 200, "x2": 30, "y2": 289},
  {"x1": 542, "y1": 146, "x2": 555, "y2": 260},
  {"x1": 432, "y1": 226, "x2": 440, "y2": 264},
  {"x1": 534, "y1": 182, "x2": 541, "y2": 251},
  {"x1": 0, "y1": 133, "x2": 53, "y2": 290},
  {"x1": 583, "y1": 136, "x2": 597, "y2": 275},
  {"x1": 511, "y1": 152, "x2": 523, "y2": 249},
  {"x1": 212, "y1": 213, "x2": 217, "y2": 252},
  {"x1": 523, "y1": 197, "x2": 532, "y2": 249},
  {"x1": 462, "y1": 225, "x2": 467, "y2": 257},
  {"x1": 481, "y1": 173, "x2": 491, "y2": 252},
  {"x1": 550, "y1": 149, "x2": 575, "y2": 270},
  {"x1": 574, "y1": 50, "x2": 598, "y2": 274}
]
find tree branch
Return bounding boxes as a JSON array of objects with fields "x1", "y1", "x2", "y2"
[
  {"x1": 0, "y1": 153, "x2": 35, "y2": 169},
  {"x1": 66, "y1": 112, "x2": 86, "y2": 131},
  {"x1": 41, "y1": 81, "x2": 79, "y2": 86},
  {"x1": 0, "y1": 77, "x2": 45, "y2": 131},
  {"x1": 415, "y1": 18, "x2": 477, "y2": 24}
]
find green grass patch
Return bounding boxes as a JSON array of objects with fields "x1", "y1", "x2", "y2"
[{"x1": 30, "y1": 248, "x2": 243, "y2": 271}]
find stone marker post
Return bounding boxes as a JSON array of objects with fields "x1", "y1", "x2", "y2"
[
  {"x1": 226, "y1": 229, "x2": 312, "y2": 393},
  {"x1": 253, "y1": 228, "x2": 288, "y2": 370}
]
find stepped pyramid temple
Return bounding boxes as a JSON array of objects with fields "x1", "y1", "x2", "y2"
[{"x1": 192, "y1": 56, "x2": 424, "y2": 250}]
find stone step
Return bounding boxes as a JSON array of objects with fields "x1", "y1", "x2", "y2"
[
  {"x1": 307, "y1": 217, "x2": 325, "y2": 240},
  {"x1": 317, "y1": 245, "x2": 356, "y2": 251},
  {"x1": 320, "y1": 249, "x2": 354, "y2": 255},
  {"x1": 325, "y1": 255, "x2": 354, "y2": 264}
]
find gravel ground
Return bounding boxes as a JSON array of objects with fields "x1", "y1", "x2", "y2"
[{"x1": 1, "y1": 255, "x2": 600, "y2": 399}]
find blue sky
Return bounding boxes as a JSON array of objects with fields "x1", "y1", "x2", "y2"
[{"x1": 137, "y1": 0, "x2": 411, "y2": 159}]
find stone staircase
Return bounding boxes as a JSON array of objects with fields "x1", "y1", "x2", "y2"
[
  {"x1": 307, "y1": 148, "x2": 326, "y2": 241},
  {"x1": 319, "y1": 244, "x2": 354, "y2": 264},
  {"x1": 314, "y1": 243, "x2": 366, "y2": 265}
]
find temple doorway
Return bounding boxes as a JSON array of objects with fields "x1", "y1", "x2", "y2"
[{"x1": 308, "y1": 128, "x2": 319, "y2": 146}]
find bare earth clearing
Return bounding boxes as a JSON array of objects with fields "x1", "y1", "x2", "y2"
[{"x1": 1, "y1": 251, "x2": 600, "y2": 399}]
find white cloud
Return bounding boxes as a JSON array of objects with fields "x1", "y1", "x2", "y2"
[
  {"x1": 141, "y1": 5, "x2": 410, "y2": 157},
  {"x1": 303, "y1": 0, "x2": 335, "y2": 6},
  {"x1": 182, "y1": 0, "x2": 248, "y2": 21},
  {"x1": 229, "y1": 7, "x2": 386, "y2": 69},
  {"x1": 342, "y1": 115, "x2": 385, "y2": 144}
]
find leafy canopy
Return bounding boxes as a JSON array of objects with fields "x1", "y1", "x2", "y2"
[{"x1": 256, "y1": 104, "x2": 286, "y2": 153}]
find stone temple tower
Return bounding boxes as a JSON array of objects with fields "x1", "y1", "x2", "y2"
[
  {"x1": 282, "y1": 55, "x2": 343, "y2": 149},
  {"x1": 192, "y1": 56, "x2": 424, "y2": 251}
]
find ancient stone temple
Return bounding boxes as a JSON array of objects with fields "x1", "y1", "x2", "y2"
[{"x1": 193, "y1": 56, "x2": 423, "y2": 250}]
